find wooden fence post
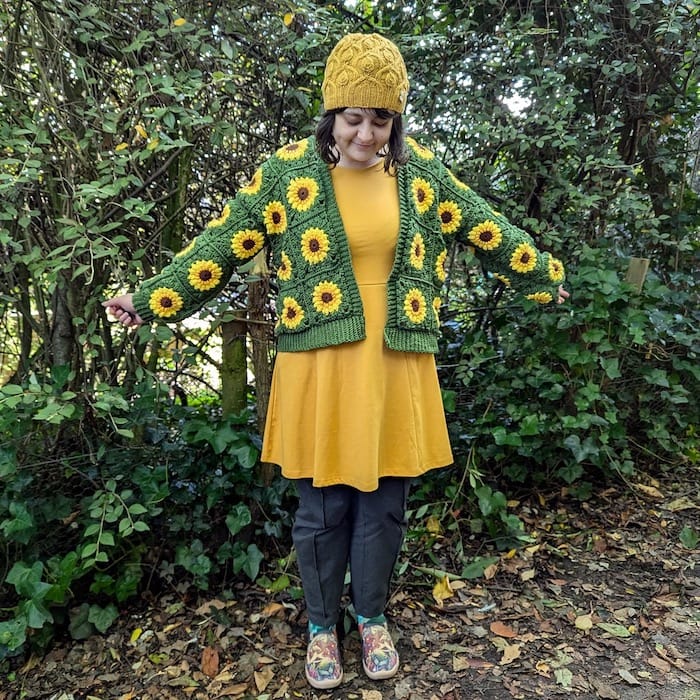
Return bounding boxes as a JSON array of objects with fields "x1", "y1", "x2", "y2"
[{"x1": 625, "y1": 257, "x2": 650, "y2": 293}]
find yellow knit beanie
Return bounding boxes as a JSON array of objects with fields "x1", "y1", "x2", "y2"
[{"x1": 321, "y1": 33, "x2": 409, "y2": 114}]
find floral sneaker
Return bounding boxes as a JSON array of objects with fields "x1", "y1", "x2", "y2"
[
  {"x1": 305, "y1": 628, "x2": 343, "y2": 689},
  {"x1": 358, "y1": 621, "x2": 399, "y2": 680}
]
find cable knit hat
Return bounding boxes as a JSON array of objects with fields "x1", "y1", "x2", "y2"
[{"x1": 322, "y1": 33, "x2": 410, "y2": 114}]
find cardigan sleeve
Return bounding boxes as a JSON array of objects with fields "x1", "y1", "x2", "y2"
[
  {"x1": 411, "y1": 140, "x2": 565, "y2": 304},
  {"x1": 132, "y1": 164, "x2": 269, "y2": 323},
  {"x1": 445, "y1": 166, "x2": 564, "y2": 302}
]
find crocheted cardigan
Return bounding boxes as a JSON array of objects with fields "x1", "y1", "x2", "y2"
[{"x1": 132, "y1": 136, "x2": 565, "y2": 353}]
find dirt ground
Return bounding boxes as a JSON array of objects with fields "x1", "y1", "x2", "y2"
[{"x1": 2, "y1": 473, "x2": 699, "y2": 700}]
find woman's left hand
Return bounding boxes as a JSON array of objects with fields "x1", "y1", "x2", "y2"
[{"x1": 557, "y1": 285, "x2": 570, "y2": 304}]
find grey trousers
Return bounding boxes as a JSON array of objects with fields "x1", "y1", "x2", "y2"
[{"x1": 292, "y1": 477, "x2": 411, "y2": 628}]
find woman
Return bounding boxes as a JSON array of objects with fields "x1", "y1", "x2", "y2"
[{"x1": 104, "y1": 33, "x2": 568, "y2": 690}]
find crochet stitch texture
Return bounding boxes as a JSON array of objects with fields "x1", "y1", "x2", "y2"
[
  {"x1": 321, "y1": 33, "x2": 410, "y2": 114},
  {"x1": 132, "y1": 136, "x2": 565, "y2": 354}
]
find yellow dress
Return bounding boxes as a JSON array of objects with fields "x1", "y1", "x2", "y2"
[{"x1": 261, "y1": 161, "x2": 454, "y2": 491}]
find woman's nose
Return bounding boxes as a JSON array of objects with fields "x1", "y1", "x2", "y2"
[{"x1": 357, "y1": 122, "x2": 372, "y2": 140}]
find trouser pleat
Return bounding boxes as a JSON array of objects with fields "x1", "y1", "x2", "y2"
[{"x1": 293, "y1": 478, "x2": 410, "y2": 627}]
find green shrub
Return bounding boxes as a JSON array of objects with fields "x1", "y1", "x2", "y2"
[
  {"x1": 0, "y1": 374, "x2": 292, "y2": 658},
  {"x1": 439, "y1": 243, "x2": 698, "y2": 495}
]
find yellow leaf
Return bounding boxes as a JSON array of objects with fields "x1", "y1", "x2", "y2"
[
  {"x1": 596, "y1": 622, "x2": 633, "y2": 637},
  {"x1": 453, "y1": 656, "x2": 494, "y2": 671},
  {"x1": 535, "y1": 660, "x2": 551, "y2": 676},
  {"x1": 499, "y1": 642, "x2": 522, "y2": 665},
  {"x1": 134, "y1": 124, "x2": 148, "y2": 139},
  {"x1": 195, "y1": 598, "x2": 230, "y2": 615},
  {"x1": 216, "y1": 683, "x2": 248, "y2": 698},
  {"x1": 147, "y1": 138, "x2": 160, "y2": 150},
  {"x1": 361, "y1": 690, "x2": 383, "y2": 700},
  {"x1": 520, "y1": 568, "x2": 536, "y2": 581},
  {"x1": 173, "y1": 17, "x2": 187, "y2": 26},
  {"x1": 634, "y1": 483, "x2": 664, "y2": 500},
  {"x1": 665, "y1": 496, "x2": 698, "y2": 511},
  {"x1": 254, "y1": 665, "x2": 274, "y2": 692},
  {"x1": 432, "y1": 575, "x2": 454, "y2": 606},
  {"x1": 484, "y1": 563, "x2": 498, "y2": 579},
  {"x1": 426, "y1": 515, "x2": 442, "y2": 535},
  {"x1": 130, "y1": 627, "x2": 143, "y2": 644},
  {"x1": 574, "y1": 613, "x2": 593, "y2": 631},
  {"x1": 115, "y1": 142, "x2": 129, "y2": 151},
  {"x1": 19, "y1": 654, "x2": 40, "y2": 673},
  {"x1": 283, "y1": 12, "x2": 294, "y2": 26},
  {"x1": 261, "y1": 601, "x2": 285, "y2": 617}
]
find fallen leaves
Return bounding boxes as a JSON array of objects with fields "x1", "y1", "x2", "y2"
[
  {"x1": 491, "y1": 637, "x2": 522, "y2": 665},
  {"x1": 618, "y1": 667, "x2": 641, "y2": 685},
  {"x1": 253, "y1": 663, "x2": 274, "y2": 692},
  {"x1": 489, "y1": 620, "x2": 518, "y2": 638},
  {"x1": 596, "y1": 622, "x2": 634, "y2": 638},
  {"x1": 201, "y1": 646, "x2": 219, "y2": 677},
  {"x1": 633, "y1": 482, "x2": 665, "y2": 500},
  {"x1": 5, "y1": 477, "x2": 698, "y2": 700},
  {"x1": 574, "y1": 613, "x2": 594, "y2": 631},
  {"x1": 432, "y1": 575, "x2": 454, "y2": 606}
]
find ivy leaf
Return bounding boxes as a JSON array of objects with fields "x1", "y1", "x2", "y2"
[
  {"x1": 88, "y1": 603, "x2": 119, "y2": 633},
  {"x1": 226, "y1": 504, "x2": 252, "y2": 537},
  {"x1": 679, "y1": 525, "x2": 698, "y2": 549},
  {"x1": 555, "y1": 667, "x2": 573, "y2": 687}
]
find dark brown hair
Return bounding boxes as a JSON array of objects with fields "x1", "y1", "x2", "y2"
[{"x1": 315, "y1": 108, "x2": 409, "y2": 172}]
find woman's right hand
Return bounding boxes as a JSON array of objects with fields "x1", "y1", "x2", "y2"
[{"x1": 102, "y1": 294, "x2": 144, "y2": 328}]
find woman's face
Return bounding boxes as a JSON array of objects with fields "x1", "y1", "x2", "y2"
[{"x1": 331, "y1": 108, "x2": 394, "y2": 168}]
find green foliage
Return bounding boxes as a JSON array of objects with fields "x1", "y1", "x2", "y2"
[
  {"x1": 0, "y1": 0, "x2": 349, "y2": 386},
  {"x1": 679, "y1": 525, "x2": 699, "y2": 550},
  {"x1": 0, "y1": 376, "x2": 293, "y2": 658},
  {"x1": 440, "y1": 243, "x2": 698, "y2": 493}
]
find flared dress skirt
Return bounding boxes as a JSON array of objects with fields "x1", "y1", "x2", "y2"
[{"x1": 261, "y1": 162, "x2": 454, "y2": 492}]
